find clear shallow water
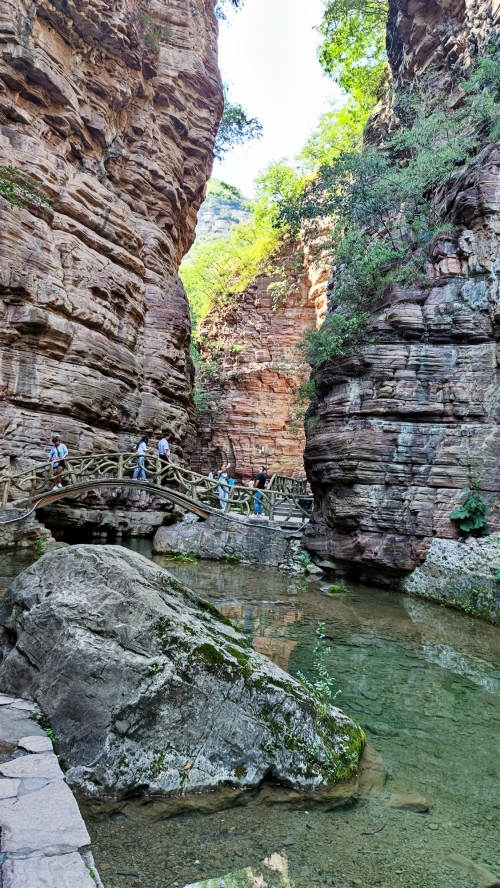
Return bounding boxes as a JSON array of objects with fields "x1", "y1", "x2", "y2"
[{"x1": 4, "y1": 544, "x2": 500, "y2": 887}]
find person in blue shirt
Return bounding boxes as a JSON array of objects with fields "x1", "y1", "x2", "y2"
[
  {"x1": 48, "y1": 435, "x2": 68, "y2": 489},
  {"x1": 157, "y1": 430, "x2": 172, "y2": 486}
]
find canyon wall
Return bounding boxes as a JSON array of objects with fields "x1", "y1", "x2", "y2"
[
  {"x1": 193, "y1": 242, "x2": 320, "y2": 480},
  {"x1": 0, "y1": 0, "x2": 222, "y2": 474},
  {"x1": 303, "y1": 0, "x2": 500, "y2": 578}
]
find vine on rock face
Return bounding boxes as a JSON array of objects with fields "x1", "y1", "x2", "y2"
[{"x1": 136, "y1": 2, "x2": 171, "y2": 53}]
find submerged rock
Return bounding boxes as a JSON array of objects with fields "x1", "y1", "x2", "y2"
[
  {"x1": 0, "y1": 545, "x2": 364, "y2": 800},
  {"x1": 183, "y1": 851, "x2": 293, "y2": 888}
]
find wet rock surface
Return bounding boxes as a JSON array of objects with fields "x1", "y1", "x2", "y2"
[
  {"x1": 0, "y1": 545, "x2": 364, "y2": 800},
  {"x1": 153, "y1": 513, "x2": 306, "y2": 571}
]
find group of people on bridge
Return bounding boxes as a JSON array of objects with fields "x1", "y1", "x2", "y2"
[
  {"x1": 215, "y1": 464, "x2": 267, "y2": 515},
  {"x1": 47, "y1": 432, "x2": 268, "y2": 514},
  {"x1": 47, "y1": 432, "x2": 172, "y2": 488},
  {"x1": 131, "y1": 432, "x2": 172, "y2": 482}
]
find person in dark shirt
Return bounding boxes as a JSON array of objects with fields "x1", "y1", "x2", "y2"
[{"x1": 253, "y1": 466, "x2": 267, "y2": 515}]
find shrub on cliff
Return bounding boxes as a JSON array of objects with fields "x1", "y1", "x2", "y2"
[
  {"x1": 290, "y1": 48, "x2": 500, "y2": 370},
  {"x1": 0, "y1": 164, "x2": 49, "y2": 209}
]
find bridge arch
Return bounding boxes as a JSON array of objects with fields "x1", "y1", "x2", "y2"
[{"x1": 0, "y1": 479, "x2": 211, "y2": 526}]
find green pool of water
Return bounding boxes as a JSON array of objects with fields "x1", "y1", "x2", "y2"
[
  {"x1": 86, "y1": 549, "x2": 499, "y2": 888},
  {"x1": 3, "y1": 545, "x2": 499, "y2": 887}
]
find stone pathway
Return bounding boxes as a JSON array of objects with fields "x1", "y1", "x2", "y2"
[{"x1": 0, "y1": 693, "x2": 103, "y2": 888}]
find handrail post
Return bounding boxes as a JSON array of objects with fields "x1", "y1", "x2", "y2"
[
  {"x1": 1, "y1": 478, "x2": 9, "y2": 508},
  {"x1": 118, "y1": 453, "x2": 123, "y2": 479},
  {"x1": 269, "y1": 491, "x2": 276, "y2": 521},
  {"x1": 156, "y1": 456, "x2": 162, "y2": 487}
]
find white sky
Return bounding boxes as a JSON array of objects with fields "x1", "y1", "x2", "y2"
[{"x1": 213, "y1": 0, "x2": 340, "y2": 197}]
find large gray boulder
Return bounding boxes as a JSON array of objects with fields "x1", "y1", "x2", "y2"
[
  {"x1": 0, "y1": 545, "x2": 364, "y2": 800},
  {"x1": 401, "y1": 534, "x2": 500, "y2": 622}
]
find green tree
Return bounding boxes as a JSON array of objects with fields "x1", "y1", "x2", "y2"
[
  {"x1": 318, "y1": 0, "x2": 388, "y2": 106},
  {"x1": 214, "y1": 93, "x2": 263, "y2": 160},
  {"x1": 180, "y1": 212, "x2": 282, "y2": 329},
  {"x1": 216, "y1": 0, "x2": 244, "y2": 19},
  {"x1": 181, "y1": 163, "x2": 303, "y2": 329},
  {"x1": 287, "y1": 49, "x2": 500, "y2": 372}
]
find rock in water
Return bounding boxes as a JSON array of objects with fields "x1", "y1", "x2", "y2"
[{"x1": 0, "y1": 545, "x2": 364, "y2": 800}]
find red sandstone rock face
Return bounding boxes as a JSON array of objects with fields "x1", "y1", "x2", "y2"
[
  {"x1": 303, "y1": 3, "x2": 500, "y2": 576},
  {"x1": 388, "y1": 0, "x2": 498, "y2": 85},
  {"x1": 193, "y1": 243, "x2": 318, "y2": 481},
  {"x1": 0, "y1": 0, "x2": 221, "y2": 472}
]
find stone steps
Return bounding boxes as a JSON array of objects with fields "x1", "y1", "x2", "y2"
[{"x1": 0, "y1": 694, "x2": 103, "y2": 888}]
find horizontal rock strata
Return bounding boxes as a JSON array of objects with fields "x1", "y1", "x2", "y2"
[
  {"x1": 193, "y1": 242, "x2": 318, "y2": 480},
  {"x1": 0, "y1": 0, "x2": 222, "y2": 474},
  {"x1": 303, "y1": 2, "x2": 500, "y2": 576}
]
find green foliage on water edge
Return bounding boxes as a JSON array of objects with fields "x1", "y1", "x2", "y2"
[
  {"x1": 297, "y1": 621, "x2": 340, "y2": 716},
  {"x1": 34, "y1": 537, "x2": 46, "y2": 557}
]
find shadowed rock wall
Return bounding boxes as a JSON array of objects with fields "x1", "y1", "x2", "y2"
[
  {"x1": 0, "y1": 0, "x2": 222, "y2": 473},
  {"x1": 303, "y1": 0, "x2": 500, "y2": 577}
]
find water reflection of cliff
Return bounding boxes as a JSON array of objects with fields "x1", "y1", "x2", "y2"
[
  {"x1": 160, "y1": 558, "x2": 500, "y2": 691},
  {"x1": 220, "y1": 603, "x2": 301, "y2": 671}
]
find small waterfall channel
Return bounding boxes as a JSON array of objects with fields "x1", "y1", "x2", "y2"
[{"x1": 1, "y1": 543, "x2": 499, "y2": 888}]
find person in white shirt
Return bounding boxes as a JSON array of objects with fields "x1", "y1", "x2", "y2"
[
  {"x1": 157, "y1": 430, "x2": 171, "y2": 486},
  {"x1": 48, "y1": 435, "x2": 68, "y2": 489},
  {"x1": 133, "y1": 435, "x2": 150, "y2": 480}
]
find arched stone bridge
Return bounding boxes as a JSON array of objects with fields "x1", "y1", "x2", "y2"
[{"x1": 0, "y1": 453, "x2": 313, "y2": 528}]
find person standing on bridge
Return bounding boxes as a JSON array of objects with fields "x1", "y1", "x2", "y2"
[
  {"x1": 133, "y1": 435, "x2": 150, "y2": 480},
  {"x1": 253, "y1": 466, "x2": 267, "y2": 516},
  {"x1": 217, "y1": 466, "x2": 230, "y2": 511},
  {"x1": 48, "y1": 435, "x2": 68, "y2": 489},
  {"x1": 157, "y1": 430, "x2": 172, "y2": 486}
]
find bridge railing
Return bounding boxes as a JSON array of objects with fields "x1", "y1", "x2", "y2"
[
  {"x1": 267, "y1": 474, "x2": 309, "y2": 495},
  {"x1": 0, "y1": 454, "x2": 313, "y2": 522}
]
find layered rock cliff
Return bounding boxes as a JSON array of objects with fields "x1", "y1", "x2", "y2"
[
  {"x1": 303, "y1": 0, "x2": 500, "y2": 578},
  {"x1": 0, "y1": 0, "x2": 222, "y2": 473},
  {"x1": 193, "y1": 242, "x2": 319, "y2": 480}
]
